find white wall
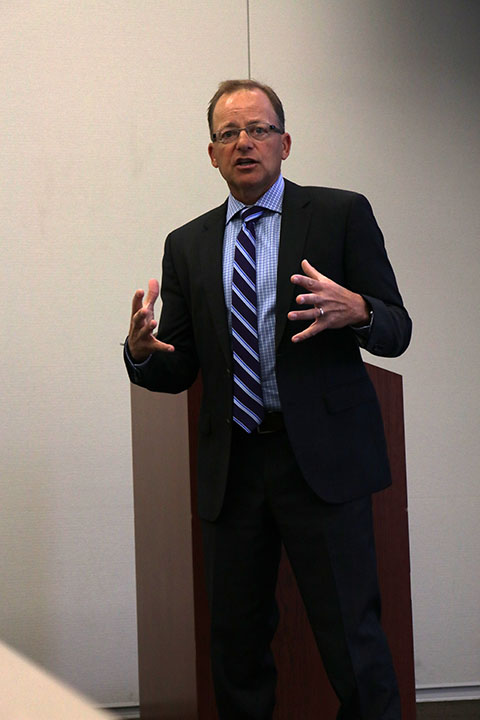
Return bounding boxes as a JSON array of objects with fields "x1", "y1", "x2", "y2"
[{"x1": 1, "y1": 0, "x2": 478, "y2": 707}]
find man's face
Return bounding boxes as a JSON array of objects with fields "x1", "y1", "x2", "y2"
[{"x1": 208, "y1": 89, "x2": 291, "y2": 205}]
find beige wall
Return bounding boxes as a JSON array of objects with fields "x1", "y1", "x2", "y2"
[
  {"x1": 250, "y1": 0, "x2": 480, "y2": 695},
  {"x1": 1, "y1": 0, "x2": 246, "y2": 705},
  {"x1": 1, "y1": 0, "x2": 478, "y2": 707}
]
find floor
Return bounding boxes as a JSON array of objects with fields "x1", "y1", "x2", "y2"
[
  {"x1": 416, "y1": 700, "x2": 480, "y2": 719},
  {"x1": 114, "y1": 701, "x2": 480, "y2": 719}
]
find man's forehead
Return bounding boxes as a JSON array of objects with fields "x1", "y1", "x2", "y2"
[{"x1": 213, "y1": 89, "x2": 275, "y2": 122}]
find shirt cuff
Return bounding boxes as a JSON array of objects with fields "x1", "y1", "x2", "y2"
[
  {"x1": 124, "y1": 337, "x2": 152, "y2": 367},
  {"x1": 350, "y1": 309, "x2": 374, "y2": 347}
]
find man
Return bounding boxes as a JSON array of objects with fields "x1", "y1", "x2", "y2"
[{"x1": 125, "y1": 79, "x2": 412, "y2": 719}]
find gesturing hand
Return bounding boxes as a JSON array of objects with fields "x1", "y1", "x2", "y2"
[
  {"x1": 288, "y1": 259, "x2": 370, "y2": 343},
  {"x1": 127, "y1": 278, "x2": 175, "y2": 362}
]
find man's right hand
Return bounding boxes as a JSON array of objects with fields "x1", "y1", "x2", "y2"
[{"x1": 127, "y1": 278, "x2": 175, "y2": 362}]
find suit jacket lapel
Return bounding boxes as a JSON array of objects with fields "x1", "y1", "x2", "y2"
[
  {"x1": 275, "y1": 180, "x2": 312, "y2": 348},
  {"x1": 198, "y1": 201, "x2": 232, "y2": 366}
]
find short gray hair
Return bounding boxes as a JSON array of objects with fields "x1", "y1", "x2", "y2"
[{"x1": 207, "y1": 79, "x2": 285, "y2": 137}]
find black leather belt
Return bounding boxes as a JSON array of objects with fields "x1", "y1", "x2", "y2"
[{"x1": 257, "y1": 412, "x2": 285, "y2": 434}]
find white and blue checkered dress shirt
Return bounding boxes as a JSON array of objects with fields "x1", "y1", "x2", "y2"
[{"x1": 223, "y1": 174, "x2": 285, "y2": 411}]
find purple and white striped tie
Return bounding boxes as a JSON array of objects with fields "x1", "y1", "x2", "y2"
[{"x1": 232, "y1": 206, "x2": 265, "y2": 433}]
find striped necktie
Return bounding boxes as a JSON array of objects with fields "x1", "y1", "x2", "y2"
[{"x1": 232, "y1": 206, "x2": 265, "y2": 432}]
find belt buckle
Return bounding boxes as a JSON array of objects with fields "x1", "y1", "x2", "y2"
[
  {"x1": 256, "y1": 412, "x2": 282, "y2": 434},
  {"x1": 257, "y1": 424, "x2": 275, "y2": 435}
]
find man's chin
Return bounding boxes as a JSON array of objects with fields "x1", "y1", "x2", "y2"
[{"x1": 230, "y1": 181, "x2": 264, "y2": 204}]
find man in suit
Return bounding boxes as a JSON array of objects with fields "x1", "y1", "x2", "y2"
[{"x1": 125, "y1": 79, "x2": 412, "y2": 719}]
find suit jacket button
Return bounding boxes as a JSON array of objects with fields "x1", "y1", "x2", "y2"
[{"x1": 226, "y1": 418, "x2": 231, "y2": 425}]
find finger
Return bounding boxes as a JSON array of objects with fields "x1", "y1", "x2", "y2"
[
  {"x1": 290, "y1": 273, "x2": 318, "y2": 291},
  {"x1": 301, "y1": 258, "x2": 330, "y2": 282},
  {"x1": 291, "y1": 258, "x2": 330, "y2": 287},
  {"x1": 290, "y1": 270, "x2": 325, "y2": 293},
  {"x1": 291, "y1": 321, "x2": 324, "y2": 343},
  {"x1": 151, "y1": 337, "x2": 175, "y2": 353},
  {"x1": 128, "y1": 335, "x2": 174, "y2": 363},
  {"x1": 300, "y1": 258, "x2": 320, "y2": 278},
  {"x1": 144, "y1": 278, "x2": 160, "y2": 310},
  {"x1": 134, "y1": 311, "x2": 157, "y2": 330},
  {"x1": 128, "y1": 328, "x2": 174, "y2": 362},
  {"x1": 288, "y1": 307, "x2": 325, "y2": 322},
  {"x1": 131, "y1": 288, "x2": 145, "y2": 317},
  {"x1": 295, "y1": 292, "x2": 322, "y2": 307}
]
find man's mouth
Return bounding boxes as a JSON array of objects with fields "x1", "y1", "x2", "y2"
[{"x1": 235, "y1": 158, "x2": 258, "y2": 166}]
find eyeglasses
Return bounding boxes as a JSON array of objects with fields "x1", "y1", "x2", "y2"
[{"x1": 211, "y1": 122, "x2": 282, "y2": 144}]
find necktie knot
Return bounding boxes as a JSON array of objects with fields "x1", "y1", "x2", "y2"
[{"x1": 240, "y1": 206, "x2": 264, "y2": 226}]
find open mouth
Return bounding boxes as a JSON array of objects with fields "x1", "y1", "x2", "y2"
[{"x1": 235, "y1": 158, "x2": 258, "y2": 167}]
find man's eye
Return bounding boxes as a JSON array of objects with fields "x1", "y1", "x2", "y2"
[
  {"x1": 252, "y1": 125, "x2": 267, "y2": 136},
  {"x1": 221, "y1": 129, "x2": 236, "y2": 140}
]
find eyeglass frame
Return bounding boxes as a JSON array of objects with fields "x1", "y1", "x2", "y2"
[{"x1": 211, "y1": 122, "x2": 283, "y2": 144}]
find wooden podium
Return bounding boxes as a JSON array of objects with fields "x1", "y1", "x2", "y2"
[{"x1": 131, "y1": 364, "x2": 416, "y2": 719}]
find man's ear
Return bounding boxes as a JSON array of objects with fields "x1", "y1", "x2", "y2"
[
  {"x1": 208, "y1": 143, "x2": 218, "y2": 168},
  {"x1": 281, "y1": 132, "x2": 292, "y2": 161}
]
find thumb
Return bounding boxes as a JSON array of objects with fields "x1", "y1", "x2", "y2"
[{"x1": 301, "y1": 259, "x2": 325, "y2": 282}]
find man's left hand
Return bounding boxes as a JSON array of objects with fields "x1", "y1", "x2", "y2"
[{"x1": 288, "y1": 259, "x2": 370, "y2": 343}]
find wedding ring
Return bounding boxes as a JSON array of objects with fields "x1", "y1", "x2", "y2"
[{"x1": 315, "y1": 305, "x2": 324, "y2": 316}]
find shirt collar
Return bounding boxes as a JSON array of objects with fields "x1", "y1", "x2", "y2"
[{"x1": 226, "y1": 174, "x2": 285, "y2": 224}]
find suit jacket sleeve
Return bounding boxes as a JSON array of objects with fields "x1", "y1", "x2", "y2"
[{"x1": 342, "y1": 192, "x2": 411, "y2": 357}]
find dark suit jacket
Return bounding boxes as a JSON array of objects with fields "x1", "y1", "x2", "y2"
[{"x1": 125, "y1": 179, "x2": 412, "y2": 521}]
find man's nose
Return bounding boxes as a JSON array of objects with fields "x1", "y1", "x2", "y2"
[{"x1": 236, "y1": 128, "x2": 253, "y2": 147}]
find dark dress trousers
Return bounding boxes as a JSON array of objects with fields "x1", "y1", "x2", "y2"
[{"x1": 125, "y1": 179, "x2": 412, "y2": 719}]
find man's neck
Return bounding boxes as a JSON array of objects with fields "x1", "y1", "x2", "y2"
[{"x1": 229, "y1": 175, "x2": 283, "y2": 207}]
